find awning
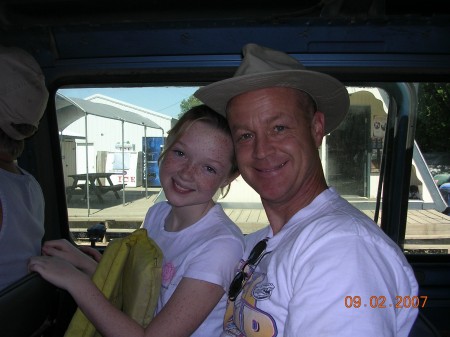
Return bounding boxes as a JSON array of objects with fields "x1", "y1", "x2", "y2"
[{"x1": 55, "y1": 93, "x2": 163, "y2": 131}]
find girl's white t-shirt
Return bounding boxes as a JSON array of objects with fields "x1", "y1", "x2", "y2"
[{"x1": 142, "y1": 201, "x2": 244, "y2": 337}]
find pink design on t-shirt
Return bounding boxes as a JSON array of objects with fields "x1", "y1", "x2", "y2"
[{"x1": 162, "y1": 261, "x2": 176, "y2": 287}]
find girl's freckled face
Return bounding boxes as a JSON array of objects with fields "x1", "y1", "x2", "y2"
[{"x1": 159, "y1": 121, "x2": 235, "y2": 207}]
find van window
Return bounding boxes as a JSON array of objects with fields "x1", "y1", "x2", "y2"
[
  {"x1": 56, "y1": 83, "x2": 450, "y2": 254},
  {"x1": 407, "y1": 82, "x2": 450, "y2": 254}
]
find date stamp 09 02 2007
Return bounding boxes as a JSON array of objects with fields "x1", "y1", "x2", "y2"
[{"x1": 344, "y1": 295, "x2": 428, "y2": 309}]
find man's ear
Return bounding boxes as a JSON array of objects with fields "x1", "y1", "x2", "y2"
[{"x1": 311, "y1": 111, "x2": 325, "y2": 147}]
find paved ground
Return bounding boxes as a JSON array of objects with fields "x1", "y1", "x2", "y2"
[
  {"x1": 68, "y1": 187, "x2": 450, "y2": 252},
  {"x1": 67, "y1": 187, "x2": 160, "y2": 223}
]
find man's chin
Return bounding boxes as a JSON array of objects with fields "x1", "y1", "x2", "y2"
[{"x1": 256, "y1": 187, "x2": 287, "y2": 203}]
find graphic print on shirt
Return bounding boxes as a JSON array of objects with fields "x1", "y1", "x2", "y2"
[
  {"x1": 224, "y1": 270, "x2": 278, "y2": 337},
  {"x1": 161, "y1": 261, "x2": 176, "y2": 289}
]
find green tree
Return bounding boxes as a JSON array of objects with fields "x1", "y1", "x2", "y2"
[
  {"x1": 178, "y1": 95, "x2": 202, "y2": 118},
  {"x1": 416, "y1": 83, "x2": 450, "y2": 153}
]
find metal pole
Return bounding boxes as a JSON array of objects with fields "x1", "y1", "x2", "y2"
[
  {"x1": 122, "y1": 120, "x2": 125, "y2": 206},
  {"x1": 85, "y1": 112, "x2": 90, "y2": 216},
  {"x1": 144, "y1": 126, "x2": 148, "y2": 197}
]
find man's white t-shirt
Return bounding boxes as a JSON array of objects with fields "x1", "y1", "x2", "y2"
[{"x1": 222, "y1": 188, "x2": 418, "y2": 337}]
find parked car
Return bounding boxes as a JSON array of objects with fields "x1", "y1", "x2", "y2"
[
  {"x1": 434, "y1": 173, "x2": 450, "y2": 187},
  {"x1": 439, "y1": 183, "x2": 450, "y2": 206}
]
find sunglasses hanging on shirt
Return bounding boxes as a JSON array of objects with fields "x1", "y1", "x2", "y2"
[{"x1": 228, "y1": 237, "x2": 270, "y2": 301}]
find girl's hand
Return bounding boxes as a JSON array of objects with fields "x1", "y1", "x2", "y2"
[
  {"x1": 28, "y1": 255, "x2": 90, "y2": 291},
  {"x1": 41, "y1": 239, "x2": 98, "y2": 276},
  {"x1": 79, "y1": 245, "x2": 103, "y2": 262}
]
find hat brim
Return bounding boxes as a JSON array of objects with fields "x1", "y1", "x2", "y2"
[{"x1": 195, "y1": 69, "x2": 349, "y2": 135}]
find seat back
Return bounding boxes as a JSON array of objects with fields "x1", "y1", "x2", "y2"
[{"x1": 409, "y1": 311, "x2": 441, "y2": 337}]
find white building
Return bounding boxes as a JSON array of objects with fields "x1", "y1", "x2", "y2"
[{"x1": 57, "y1": 93, "x2": 174, "y2": 187}]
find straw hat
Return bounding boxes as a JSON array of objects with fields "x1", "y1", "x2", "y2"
[
  {"x1": 195, "y1": 43, "x2": 349, "y2": 134},
  {"x1": 0, "y1": 45, "x2": 48, "y2": 140}
]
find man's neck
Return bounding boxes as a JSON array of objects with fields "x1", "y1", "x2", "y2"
[{"x1": 262, "y1": 183, "x2": 327, "y2": 235}]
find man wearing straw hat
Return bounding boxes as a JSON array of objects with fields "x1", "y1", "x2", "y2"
[
  {"x1": 0, "y1": 45, "x2": 48, "y2": 290},
  {"x1": 195, "y1": 43, "x2": 418, "y2": 336}
]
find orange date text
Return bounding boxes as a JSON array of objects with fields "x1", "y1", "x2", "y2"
[{"x1": 344, "y1": 295, "x2": 427, "y2": 309}]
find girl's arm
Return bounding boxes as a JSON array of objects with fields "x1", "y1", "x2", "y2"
[
  {"x1": 143, "y1": 277, "x2": 224, "y2": 337},
  {"x1": 29, "y1": 256, "x2": 224, "y2": 337}
]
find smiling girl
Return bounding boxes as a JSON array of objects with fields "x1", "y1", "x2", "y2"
[{"x1": 29, "y1": 105, "x2": 244, "y2": 337}]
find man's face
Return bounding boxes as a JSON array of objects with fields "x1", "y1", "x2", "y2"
[{"x1": 227, "y1": 87, "x2": 326, "y2": 208}]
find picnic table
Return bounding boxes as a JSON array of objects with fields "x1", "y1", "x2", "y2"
[{"x1": 66, "y1": 173, "x2": 125, "y2": 203}]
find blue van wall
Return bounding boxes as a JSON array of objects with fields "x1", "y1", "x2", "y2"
[{"x1": 143, "y1": 137, "x2": 164, "y2": 187}]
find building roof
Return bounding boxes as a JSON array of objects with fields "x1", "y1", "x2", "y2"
[{"x1": 56, "y1": 93, "x2": 163, "y2": 131}]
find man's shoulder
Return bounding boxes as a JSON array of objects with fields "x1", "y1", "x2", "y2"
[{"x1": 244, "y1": 226, "x2": 270, "y2": 245}]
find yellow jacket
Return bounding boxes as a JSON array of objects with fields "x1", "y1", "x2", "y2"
[{"x1": 64, "y1": 228, "x2": 163, "y2": 337}]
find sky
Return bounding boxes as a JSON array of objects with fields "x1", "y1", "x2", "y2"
[{"x1": 58, "y1": 86, "x2": 199, "y2": 118}]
